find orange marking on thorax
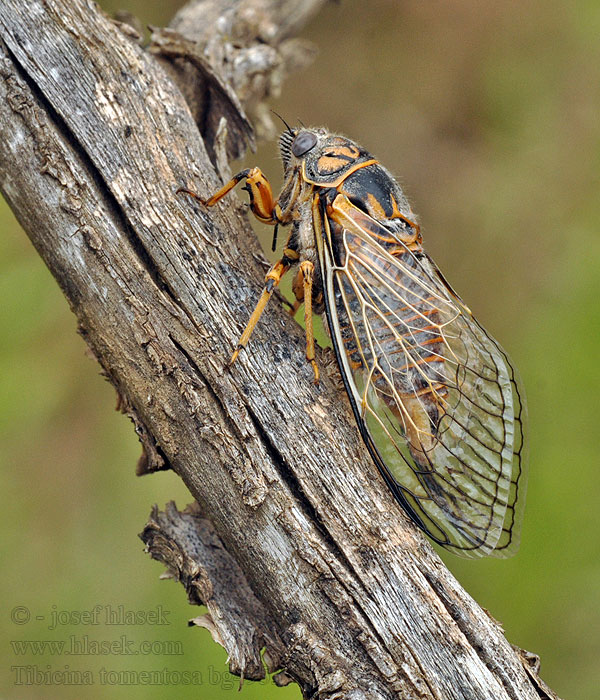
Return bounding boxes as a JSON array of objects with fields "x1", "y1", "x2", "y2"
[
  {"x1": 366, "y1": 193, "x2": 387, "y2": 220},
  {"x1": 302, "y1": 158, "x2": 378, "y2": 187}
]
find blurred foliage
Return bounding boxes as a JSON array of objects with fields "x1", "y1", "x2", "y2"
[{"x1": 1, "y1": 1, "x2": 599, "y2": 698}]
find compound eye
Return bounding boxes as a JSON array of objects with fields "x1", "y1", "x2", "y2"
[{"x1": 291, "y1": 131, "x2": 317, "y2": 157}]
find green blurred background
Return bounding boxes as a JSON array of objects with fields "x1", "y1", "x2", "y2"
[{"x1": 2, "y1": 1, "x2": 599, "y2": 698}]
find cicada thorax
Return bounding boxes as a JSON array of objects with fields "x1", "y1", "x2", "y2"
[
  {"x1": 277, "y1": 135, "x2": 380, "y2": 315},
  {"x1": 301, "y1": 137, "x2": 376, "y2": 186},
  {"x1": 326, "y1": 164, "x2": 449, "y2": 470}
]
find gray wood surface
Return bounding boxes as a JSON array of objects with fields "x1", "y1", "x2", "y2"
[{"x1": 0, "y1": 1, "x2": 558, "y2": 697}]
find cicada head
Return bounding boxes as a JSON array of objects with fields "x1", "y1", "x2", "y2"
[
  {"x1": 279, "y1": 128, "x2": 373, "y2": 186},
  {"x1": 279, "y1": 127, "x2": 324, "y2": 169}
]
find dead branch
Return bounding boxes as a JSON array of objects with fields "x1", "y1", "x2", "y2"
[{"x1": 0, "y1": 1, "x2": 558, "y2": 698}]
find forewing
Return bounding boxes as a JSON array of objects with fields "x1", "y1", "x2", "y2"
[{"x1": 316, "y1": 195, "x2": 527, "y2": 557}]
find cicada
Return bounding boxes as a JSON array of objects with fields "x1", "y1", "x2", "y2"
[{"x1": 179, "y1": 126, "x2": 527, "y2": 557}]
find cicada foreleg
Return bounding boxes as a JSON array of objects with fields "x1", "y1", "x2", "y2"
[
  {"x1": 178, "y1": 169, "x2": 285, "y2": 362},
  {"x1": 177, "y1": 167, "x2": 281, "y2": 225}
]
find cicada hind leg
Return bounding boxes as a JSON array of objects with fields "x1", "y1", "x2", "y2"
[
  {"x1": 290, "y1": 260, "x2": 320, "y2": 384},
  {"x1": 178, "y1": 172, "x2": 320, "y2": 383}
]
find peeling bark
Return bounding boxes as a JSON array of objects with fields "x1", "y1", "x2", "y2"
[{"x1": 0, "y1": 0, "x2": 560, "y2": 698}]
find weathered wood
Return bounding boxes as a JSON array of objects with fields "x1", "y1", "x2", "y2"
[
  {"x1": 141, "y1": 502, "x2": 287, "y2": 681},
  {"x1": 0, "y1": 1, "x2": 558, "y2": 698}
]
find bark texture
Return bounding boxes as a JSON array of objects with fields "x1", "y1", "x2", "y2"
[{"x1": 0, "y1": 1, "x2": 559, "y2": 698}]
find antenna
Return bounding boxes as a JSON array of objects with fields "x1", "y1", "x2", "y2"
[{"x1": 270, "y1": 109, "x2": 294, "y2": 135}]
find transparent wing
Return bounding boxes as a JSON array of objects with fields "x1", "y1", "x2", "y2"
[{"x1": 316, "y1": 194, "x2": 527, "y2": 557}]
